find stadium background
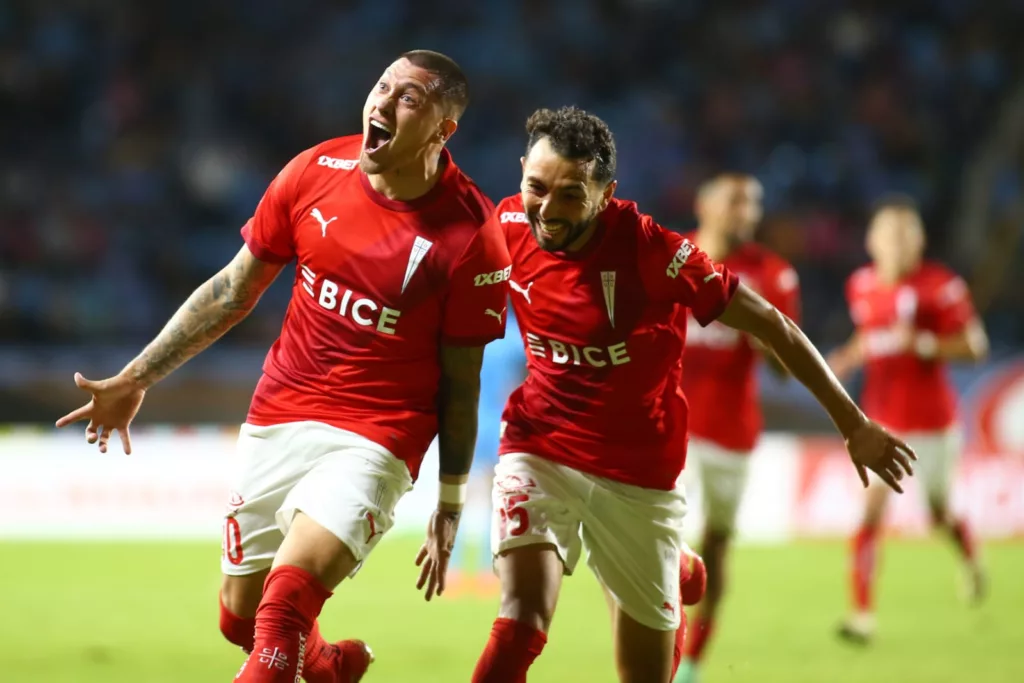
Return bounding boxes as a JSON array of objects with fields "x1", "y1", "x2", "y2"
[{"x1": 2, "y1": 1, "x2": 1023, "y2": 681}]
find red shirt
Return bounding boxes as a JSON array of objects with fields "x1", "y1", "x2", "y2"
[
  {"x1": 681, "y1": 239, "x2": 801, "y2": 452},
  {"x1": 241, "y1": 136, "x2": 511, "y2": 479},
  {"x1": 846, "y1": 261, "x2": 975, "y2": 433},
  {"x1": 497, "y1": 196, "x2": 738, "y2": 490}
]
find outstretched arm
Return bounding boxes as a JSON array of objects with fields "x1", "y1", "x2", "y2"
[
  {"x1": 56, "y1": 245, "x2": 285, "y2": 453},
  {"x1": 716, "y1": 283, "x2": 915, "y2": 490},
  {"x1": 123, "y1": 245, "x2": 284, "y2": 387}
]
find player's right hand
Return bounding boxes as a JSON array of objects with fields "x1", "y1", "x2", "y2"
[
  {"x1": 55, "y1": 372, "x2": 146, "y2": 454},
  {"x1": 843, "y1": 419, "x2": 917, "y2": 493}
]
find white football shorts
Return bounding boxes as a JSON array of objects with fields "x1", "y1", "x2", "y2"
[
  {"x1": 491, "y1": 453, "x2": 687, "y2": 631},
  {"x1": 687, "y1": 437, "x2": 752, "y2": 535},
  {"x1": 220, "y1": 421, "x2": 413, "y2": 577}
]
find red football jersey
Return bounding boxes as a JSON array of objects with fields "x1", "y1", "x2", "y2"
[
  {"x1": 497, "y1": 196, "x2": 738, "y2": 491},
  {"x1": 241, "y1": 136, "x2": 510, "y2": 479},
  {"x1": 846, "y1": 261, "x2": 975, "y2": 433},
  {"x1": 681, "y1": 239, "x2": 801, "y2": 452}
]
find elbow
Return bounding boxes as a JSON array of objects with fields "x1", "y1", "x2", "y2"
[
  {"x1": 965, "y1": 326, "x2": 990, "y2": 364},
  {"x1": 755, "y1": 306, "x2": 798, "y2": 352}
]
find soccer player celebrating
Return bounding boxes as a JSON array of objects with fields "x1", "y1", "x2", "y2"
[
  {"x1": 471, "y1": 106, "x2": 914, "y2": 683},
  {"x1": 56, "y1": 50, "x2": 510, "y2": 683},
  {"x1": 673, "y1": 173, "x2": 801, "y2": 682},
  {"x1": 829, "y1": 196, "x2": 989, "y2": 644}
]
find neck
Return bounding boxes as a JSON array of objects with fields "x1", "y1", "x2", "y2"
[
  {"x1": 694, "y1": 226, "x2": 732, "y2": 261},
  {"x1": 565, "y1": 216, "x2": 603, "y2": 252},
  {"x1": 367, "y1": 146, "x2": 445, "y2": 201},
  {"x1": 878, "y1": 259, "x2": 919, "y2": 285}
]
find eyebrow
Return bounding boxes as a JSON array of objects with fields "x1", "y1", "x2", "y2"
[
  {"x1": 381, "y1": 71, "x2": 433, "y2": 97},
  {"x1": 525, "y1": 175, "x2": 588, "y2": 190}
]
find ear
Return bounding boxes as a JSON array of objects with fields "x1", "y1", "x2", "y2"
[
  {"x1": 438, "y1": 118, "x2": 458, "y2": 144},
  {"x1": 598, "y1": 180, "x2": 617, "y2": 211},
  {"x1": 520, "y1": 156, "x2": 526, "y2": 172}
]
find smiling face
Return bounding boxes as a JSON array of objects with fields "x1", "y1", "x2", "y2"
[
  {"x1": 519, "y1": 136, "x2": 617, "y2": 252},
  {"x1": 359, "y1": 58, "x2": 457, "y2": 175}
]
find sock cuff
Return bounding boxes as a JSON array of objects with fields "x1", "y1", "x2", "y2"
[
  {"x1": 492, "y1": 617, "x2": 548, "y2": 649},
  {"x1": 264, "y1": 565, "x2": 334, "y2": 600}
]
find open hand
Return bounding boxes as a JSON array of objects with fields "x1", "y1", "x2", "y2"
[
  {"x1": 414, "y1": 507, "x2": 460, "y2": 601},
  {"x1": 55, "y1": 373, "x2": 146, "y2": 454},
  {"x1": 844, "y1": 420, "x2": 917, "y2": 493}
]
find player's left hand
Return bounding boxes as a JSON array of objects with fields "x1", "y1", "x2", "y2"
[
  {"x1": 414, "y1": 507, "x2": 460, "y2": 601},
  {"x1": 844, "y1": 420, "x2": 917, "y2": 493}
]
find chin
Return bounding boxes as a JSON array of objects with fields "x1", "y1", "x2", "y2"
[{"x1": 359, "y1": 154, "x2": 386, "y2": 174}]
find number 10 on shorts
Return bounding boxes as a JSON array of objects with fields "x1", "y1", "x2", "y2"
[{"x1": 498, "y1": 494, "x2": 530, "y2": 540}]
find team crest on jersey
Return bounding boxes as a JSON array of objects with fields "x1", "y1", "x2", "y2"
[
  {"x1": 601, "y1": 271, "x2": 616, "y2": 328},
  {"x1": 402, "y1": 236, "x2": 433, "y2": 294}
]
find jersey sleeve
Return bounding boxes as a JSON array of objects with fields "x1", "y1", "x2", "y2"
[
  {"x1": 762, "y1": 256, "x2": 801, "y2": 325},
  {"x1": 240, "y1": 147, "x2": 316, "y2": 263},
  {"x1": 639, "y1": 218, "x2": 738, "y2": 326},
  {"x1": 441, "y1": 214, "x2": 513, "y2": 346},
  {"x1": 932, "y1": 271, "x2": 977, "y2": 334}
]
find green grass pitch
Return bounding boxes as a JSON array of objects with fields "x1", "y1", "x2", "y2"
[{"x1": 1, "y1": 537, "x2": 1021, "y2": 682}]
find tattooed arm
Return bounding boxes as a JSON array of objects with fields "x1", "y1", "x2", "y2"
[
  {"x1": 124, "y1": 245, "x2": 285, "y2": 387},
  {"x1": 56, "y1": 245, "x2": 286, "y2": 453}
]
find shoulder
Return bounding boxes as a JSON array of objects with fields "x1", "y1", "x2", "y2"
[
  {"x1": 303, "y1": 135, "x2": 364, "y2": 173},
  {"x1": 919, "y1": 260, "x2": 969, "y2": 303},
  {"x1": 438, "y1": 160, "x2": 496, "y2": 227},
  {"x1": 848, "y1": 265, "x2": 875, "y2": 294}
]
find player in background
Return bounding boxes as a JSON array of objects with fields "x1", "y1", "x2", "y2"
[
  {"x1": 471, "y1": 106, "x2": 915, "y2": 683},
  {"x1": 447, "y1": 310, "x2": 526, "y2": 597},
  {"x1": 829, "y1": 196, "x2": 989, "y2": 643},
  {"x1": 674, "y1": 174, "x2": 801, "y2": 683},
  {"x1": 55, "y1": 51, "x2": 511, "y2": 683}
]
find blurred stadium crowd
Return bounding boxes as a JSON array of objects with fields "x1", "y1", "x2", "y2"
[{"x1": 1, "y1": 0, "x2": 1022, "y2": 350}]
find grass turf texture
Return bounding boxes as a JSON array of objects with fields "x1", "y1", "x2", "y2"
[{"x1": 1, "y1": 538, "x2": 1021, "y2": 682}]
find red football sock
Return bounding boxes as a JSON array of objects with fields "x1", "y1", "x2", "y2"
[
  {"x1": 950, "y1": 518, "x2": 978, "y2": 563},
  {"x1": 851, "y1": 525, "x2": 880, "y2": 612},
  {"x1": 300, "y1": 621, "x2": 335, "y2": 683},
  {"x1": 471, "y1": 617, "x2": 547, "y2": 683},
  {"x1": 234, "y1": 566, "x2": 332, "y2": 682},
  {"x1": 684, "y1": 615, "x2": 713, "y2": 662},
  {"x1": 219, "y1": 594, "x2": 256, "y2": 652},
  {"x1": 671, "y1": 609, "x2": 688, "y2": 678}
]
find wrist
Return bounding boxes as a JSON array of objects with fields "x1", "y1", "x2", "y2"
[
  {"x1": 913, "y1": 331, "x2": 939, "y2": 360},
  {"x1": 438, "y1": 477, "x2": 468, "y2": 514},
  {"x1": 116, "y1": 367, "x2": 150, "y2": 391},
  {"x1": 836, "y1": 408, "x2": 870, "y2": 441}
]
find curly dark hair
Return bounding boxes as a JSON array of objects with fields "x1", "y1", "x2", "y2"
[
  {"x1": 525, "y1": 106, "x2": 617, "y2": 184},
  {"x1": 400, "y1": 50, "x2": 469, "y2": 120}
]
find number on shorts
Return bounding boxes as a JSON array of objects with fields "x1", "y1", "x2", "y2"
[
  {"x1": 223, "y1": 517, "x2": 244, "y2": 565},
  {"x1": 498, "y1": 493, "x2": 530, "y2": 540}
]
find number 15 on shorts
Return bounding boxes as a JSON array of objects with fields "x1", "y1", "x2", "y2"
[{"x1": 498, "y1": 493, "x2": 530, "y2": 540}]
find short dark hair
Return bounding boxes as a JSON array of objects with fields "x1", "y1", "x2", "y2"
[
  {"x1": 870, "y1": 192, "x2": 920, "y2": 219},
  {"x1": 400, "y1": 50, "x2": 469, "y2": 120},
  {"x1": 525, "y1": 106, "x2": 617, "y2": 184}
]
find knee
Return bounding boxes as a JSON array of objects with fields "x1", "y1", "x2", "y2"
[
  {"x1": 220, "y1": 571, "x2": 267, "y2": 620},
  {"x1": 499, "y1": 584, "x2": 557, "y2": 633}
]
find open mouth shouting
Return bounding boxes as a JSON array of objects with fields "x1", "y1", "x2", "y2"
[{"x1": 364, "y1": 118, "x2": 394, "y2": 155}]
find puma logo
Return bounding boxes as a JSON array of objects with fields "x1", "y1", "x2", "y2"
[
  {"x1": 310, "y1": 208, "x2": 337, "y2": 237},
  {"x1": 365, "y1": 511, "x2": 384, "y2": 544},
  {"x1": 510, "y1": 279, "x2": 534, "y2": 305},
  {"x1": 485, "y1": 307, "x2": 506, "y2": 322}
]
